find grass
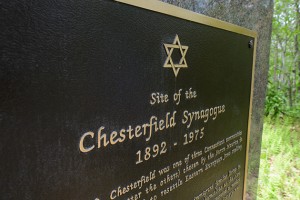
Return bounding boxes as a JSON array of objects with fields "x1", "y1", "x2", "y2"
[{"x1": 257, "y1": 117, "x2": 300, "y2": 200}]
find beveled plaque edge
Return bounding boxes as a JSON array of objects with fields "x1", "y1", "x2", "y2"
[{"x1": 115, "y1": 0, "x2": 257, "y2": 38}]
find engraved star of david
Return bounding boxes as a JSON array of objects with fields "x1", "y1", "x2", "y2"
[{"x1": 163, "y1": 35, "x2": 189, "y2": 77}]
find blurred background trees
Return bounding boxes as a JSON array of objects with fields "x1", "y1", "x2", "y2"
[
  {"x1": 265, "y1": 0, "x2": 300, "y2": 118},
  {"x1": 258, "y1": 1, "x2": 300, "y2": 199}
]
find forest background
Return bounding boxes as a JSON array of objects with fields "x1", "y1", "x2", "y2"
[{"x1": 257, "y1": 0, "x2": 300, "y2": 199}]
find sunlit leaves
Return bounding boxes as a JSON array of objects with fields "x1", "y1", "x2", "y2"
[{"x1": 266, "y1": 0, "x2": 300, "y2": 116}]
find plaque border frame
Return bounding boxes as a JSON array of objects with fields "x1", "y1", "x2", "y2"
[{"x1": 115, "y1": 0, "x2": 257, "y2": 199}]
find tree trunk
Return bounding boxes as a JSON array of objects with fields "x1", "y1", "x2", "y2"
[
  {"x1": 294, "y1": 0, "x2": 300, "y2": 97},
  {"x1": 273, "y1": 41, "x2": 278, "y2": 85}
]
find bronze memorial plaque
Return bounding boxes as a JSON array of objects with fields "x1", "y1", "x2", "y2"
[{"x1": 0, "y1": 0, "x2": 257, "y2": 199}]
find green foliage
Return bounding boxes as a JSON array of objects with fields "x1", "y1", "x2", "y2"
[
  {"x1": 265, "y1": 82, "x2": 286, "y2": 117},
  {"x1": 266, "y1": 0, "x2": 300, "y2": 118},
  {"x1": 260, "y1": 2, "x2": 300, "y2": 197},
  {"x1": 286, "y1": 106, "x2": 300, "y2": 118},
  {"x1": 258, "y1": 117, "x2": 300, "y2": 200}
]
